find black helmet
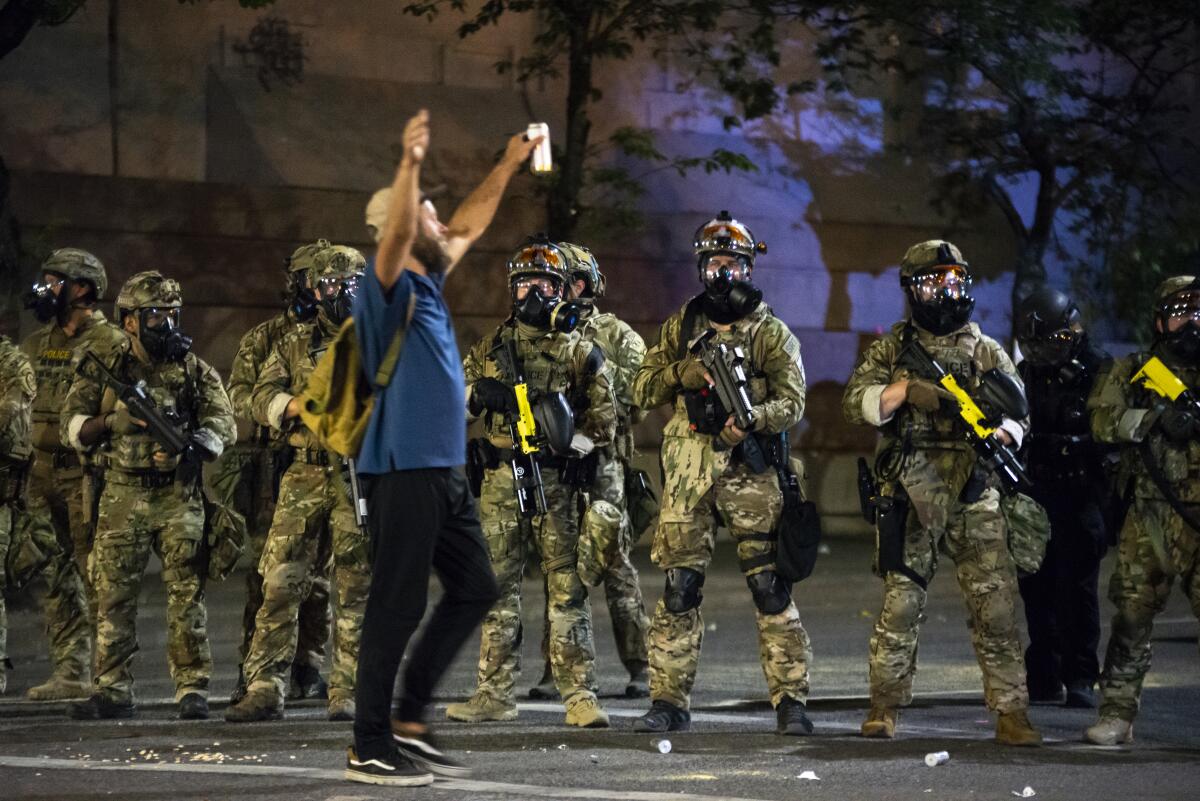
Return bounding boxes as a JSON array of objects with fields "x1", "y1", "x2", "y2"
[{"x1": 1016, "y1": 286, "x2": 1083, "y2": 366}]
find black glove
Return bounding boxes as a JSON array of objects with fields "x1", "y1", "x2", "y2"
[
  {"x1": 1157, "y1": 404, "x2": 1197, "y2": 444},
  {"x1": 471, "y1": 377, "x2": 517, "y2": 416}
]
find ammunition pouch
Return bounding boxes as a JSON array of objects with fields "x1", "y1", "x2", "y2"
[
  {"x1": 4, "y1": 510, "x2": 57, "y2": 591},
  {"x1": 466, "y1": 438, "x2": 500, "y2": 498},
  {"x1": 1001, "y1": 491, "x2": 1051, "y2": 577},
  {"x1": 683, "y1": 387, "x2": 728, "y2": 436},
  {"x1": 959, "y1": 465, "x2": 989, "y2": 504}
]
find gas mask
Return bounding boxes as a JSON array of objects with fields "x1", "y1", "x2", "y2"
[
  {"x1": 138, "y1": 307, "x2": 192, "y2": 362},
  {"x1": 24, "y1": 275, "x2": 69, "y2": 323},
  {"x1": 512, "y1": 282, "x2": 584, "y2": 334},
  {"x1": 316, "y1": 274, "x2": 360, "y2": 326},
  {"x1": 1157, "y1": 289, "x2": 1200, "y2": 363},
  {"x1": 286, "y1": 274, "x2": 319, "y2": 322},
  {"x1": 699, "y1": 254, "x2": 761, "y2": 324},
  {"x1": 905, "y1": 265, "x2": 975, "y2": 336}
]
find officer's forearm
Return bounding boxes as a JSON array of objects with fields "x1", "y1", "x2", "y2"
[{"x1": 77, "y1": 415, "x2": 110, "y2": 447}]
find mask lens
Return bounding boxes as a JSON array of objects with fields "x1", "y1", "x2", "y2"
[
  {"x1": 143, "y1": 307, "x2": 179, "y2": 329},
  {"x1": 1163, "y1": 291, "x2": 1200, "y2": 323},
  {"x1": 912, "y1": 266, "x2": 970, "y2": 302},
  {"x1": 514, "y1": 276, "x2": 559, "y2": 299},
  {"x1": 701, "y1": 254, "x2": 750, "y2": 284}
]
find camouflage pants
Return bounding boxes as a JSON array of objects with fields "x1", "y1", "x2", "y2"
[
  {"x1": 869, "y1": 486, "x2": 1028, "y2": 712},
  {"x1": 1099, "y1": 497, "x2": 1200, "y2": 722},
  {"x1": 210, "y1": 445, "x2": 329, "y2": 670},
  {"x1": 541, "y1": 453, "x2": 649, "y2": 674},
  {"x1": 23, "y1": 452, "x2": 93, "y2": 681},
  {"x1": 243, "y1": 461, "x2": 367, "y2": 704},
  {"x1": 0, "y1": 504, "x2": 12, "y2": 686},
  {"x1": 648, "y1": 461, "x2": 812, "y2": 710},
  {"x1": 91, "y1": 478, "x2": 210, "y2": 703},
  {"x1": 474, "y1": 466, "x2": 598, "y2": 705}
]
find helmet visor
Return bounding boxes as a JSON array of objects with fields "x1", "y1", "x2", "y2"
[
  {"x1": 909, "y1": 265, "x2": 972, "y2": 303},
  {"x1": 701, "y1": 253, "x2": 752, "y2": 285},
  {"x1": 316, "y1": 273, "x2": 361, "y2": 300},
  {"x1": 1020, "y1": 326, "x2": 1079, "y2": 364},
  {"x1": 142, "y1": 307, "x2": 180, "y2": 330},
  {"x1": 32, "y1": 274, "x2": 67, "y2": 296},
  {"x1": 1161, "y1": 290, "x2": 1200, "y2": 331}
]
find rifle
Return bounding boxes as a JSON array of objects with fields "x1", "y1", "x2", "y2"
[
  {"x1": 688, "y1": 329, "x2": 768, "y2": 473},
  {"x1": 345, "y1": 456, "x2": 369, "y2": 533},
  {"x1": 898, "y1": 338, "x2": 1031, "y2": 494},
  {"x1": 490, "y1": 339, "x2": 548, "y2": 518},
  {"x1": 78, "y1": 351, "x2": 214, "y2": 491}
]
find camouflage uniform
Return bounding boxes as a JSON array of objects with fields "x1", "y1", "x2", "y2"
[
  {"x1": 461, "y1": 320, "x2": 617, "y2": 710},
  {"x1": 0, "y1": 336, "x2": 36, "y2": 695},
  {"x1": 213, "y1": 310, "x2": 330, "y2": 681},
  {"x1": 240, "y1": 287, "x2": 370, "y2": 710},
  {"x1": 843, "y1": 319, "x2": 1031, "y2": 713},
  {"x1": 1088, "y1": 290, "x2": 1200, "y2": 725},
  {"x1": 575, "y1": 310, "x2": 650, "y2": 674},
  {"x1": 632, "y1": 301, "x2": 812, "y2": 711},
  {"x1": 60, "y1": 280, "x2": 235, "y2": 705},
  {"x1": 19, "y1": 312, "x2": 124, "y2": 688}
]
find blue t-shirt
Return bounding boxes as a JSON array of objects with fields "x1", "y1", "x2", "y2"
[{"x1": 353, "y1": 266, "x2": 465, "y2": 473}]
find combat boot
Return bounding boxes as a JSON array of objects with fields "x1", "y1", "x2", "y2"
[
  {"x1": 564, "y1": 693, "x2": 610, "y2": 728},
  {"x1": 289, "y1": 662, "x2": 329, "y2": 701},
  {"x1": 1084, "y1": 716, "x2": 1133, "y2": 745},
  {"x1": 68, "y1": 692, "x2": 135, "y2": 720},
  {"x1": 860, "y1": 706, "x2": 897, "y2": 738},
  {"x1": 633, "y1": 700, "x2": 690, "y2": 733},
  {"x1": 230, "y1": 667, "x2": 248, "y2": 705},
  {"x1": 625, "y1": 663, "x2": 650, "y2": 699},
  {"x1": 446, "y1": 692, "x2": 518, "y2": 723},
  {"x1": 775, "y1": 696, "x2": 814, "y2": 736},
  {"x1": 527, "y1": 662, "x2": 559, "y2": 700},
  {"x1": 996, "y1": 709, "x2": 1043, "y2": 746},
  {"x1": 328, "y1": 695, "x2": 356, "y2": 721},
  {"x1": 225, "y1": 687, "x2": 283, "y2": 722},
  {"x1": 178, "y1": 692, "x2": 209, "y2": 720},
  {"x1": 26, "y1": 673, "x2": 91, "y2": 701}
]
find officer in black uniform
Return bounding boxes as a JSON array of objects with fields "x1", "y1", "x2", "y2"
[{"x1": 1015, "y1": 287, "x2": 1111, "y2": 708}]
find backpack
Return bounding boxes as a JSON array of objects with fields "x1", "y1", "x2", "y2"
[{"x1": 298, "y1": 293, "x2": 416, "y2": 458}]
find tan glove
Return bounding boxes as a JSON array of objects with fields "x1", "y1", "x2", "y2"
[
  {"x1": 719, "y1": 422, "x2": 748, "y2": 447},
  {"x1": 905, "y1": 379, "x2": 952, "y2": 412},
  {"x1": 105, "y1": 407, "x2": 146, "y2": 435},
  {"x1": 673, "y1": 359, "x2": 710, "y2": 391}
]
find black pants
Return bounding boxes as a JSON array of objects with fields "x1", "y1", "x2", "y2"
[
  {"x1": 353, "y1": 467, "x2": 499, "y2": 759},
  {"x1": 1018, "y1": 493, "x2": 1107, "y2": 692}
]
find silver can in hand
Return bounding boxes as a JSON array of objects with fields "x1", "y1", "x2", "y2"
[{"x1": 527, "y1": 122, "x2": 552, "y2": 173}]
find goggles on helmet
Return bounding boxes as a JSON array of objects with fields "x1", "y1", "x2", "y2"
[{"x1": 907, "y1": 265, "x2": 972, "y2": 304}]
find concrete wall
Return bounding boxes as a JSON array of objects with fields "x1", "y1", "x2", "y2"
[{"x1": 1, "y1": 1, "x2": 1041, "y2": 533}]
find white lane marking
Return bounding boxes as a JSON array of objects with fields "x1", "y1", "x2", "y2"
[{"x1": 0, "y1": 755, "x2": 774, "y2": 801}]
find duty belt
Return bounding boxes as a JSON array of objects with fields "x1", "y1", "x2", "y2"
[
  {"x1": 493, "y1": 447, "x2": 567, "y2": 470},
  {"x1": 292, "y1": 447, "x2": 332, "y2": 466},
  {"x1": 43, "y1": 450, "x2": 82, "y2": 470},
  {"x1": 105, "y1": 468, "x2": 177, "y2": 489}
]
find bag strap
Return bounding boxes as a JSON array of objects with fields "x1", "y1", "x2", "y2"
[
  {"x1": 374, "y1": 291, "x2": 417, "y2": 389},
  {"x1": 675, "y1": 294, "x2": 706, "y2": 361}
]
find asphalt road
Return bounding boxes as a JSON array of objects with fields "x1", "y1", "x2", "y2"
[{"x1": 2, "y1": 536, "x2": 1197, "y2": 801}]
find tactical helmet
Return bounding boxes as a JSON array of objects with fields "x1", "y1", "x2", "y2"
[
  {"x1": 1155, "y1": 275, "x2": 1200, "y2": 306},
  {"x1": 287, "y1": 239, "x2": 332, "y2": 274},
  {"x1": 115, "y1": 271, "x2": 182, "y2": 318},
  {"x1": 557, "y1": 241, "x2": 606, "y2": 298},
  {"x1": 42, "y1": 248, "x2": 108, "y2": 299},
  {"x1": 899, "y1": 239, "x2": 975, "y2": 336},
  {"x1": 506, "y1": 236, "x2": 569, "y2": 284},
  {"x1": 692, "y1": 211, "x2": 767, "y2": 262},
  {"x1": 1153, "y1": 275, "x2": 1200, "y2": 361},
  {"x1": 310, "y1": 244, "x2": 367, "y2": 283},
  {"x1": 1016, "y1": 286, "x2": 1083, "y2": 366}
]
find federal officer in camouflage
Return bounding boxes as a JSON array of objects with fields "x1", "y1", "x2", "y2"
[
  {"x1": 448, "y1": 239, "x2": 616, "y2": 728},
  {"x1": 226, "y1": 245, "x2": 370, "y2": 723},
  {"x1": 843, "y1": 240, "x2": 1040, "y2": 746},
  {"x1": 213, "y1": 240, "x2": 332, "y2": 705},
  {"x1": 62, "y1": 271, "x2": 235, "y2": 720},
  {"x1": 0, "y1": 336, "x2": 37, "y2": 697},
  {"x1": 529, "y1": 241, "x2": 651, "y2": 700},
  {"x1": 18, "y1": 248, "x2": 123, "y2": 700},
  {"x1": 631, "y1": 212, "x2": 814, "y2": 736},
  {"x1": 1085, "y1": 275, "x2": 1200, "y2": 745}
]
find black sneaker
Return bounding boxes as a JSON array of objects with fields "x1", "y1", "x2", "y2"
[
  {"x1": 1065, "y1": 682, "x2": 1097, "y2": 709},
  {"x1": 632, "y1": 700, "x2": 690, "y2": 733},
  {"x1": 68, "y1": 692, "x2": 135, "y2": 720},
  {"x1": 344, "y1": 746, "x2": 434, "y2": 786},
  {"x1": 179, "y1": 692, "x2": 209, "y2": 720},
  {"x1": 775, "y1": 696, "x2": 814, "y2": 736},
  {"x1": 392, "y1": 725, "x2": 472, "y2": 778}
]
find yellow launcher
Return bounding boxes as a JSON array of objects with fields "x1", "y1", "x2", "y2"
[
  {"x1": 514, "y1": 383, "x2": 540, "y2": 455},
  {"x1": 1132, "y1": 356, "x2": 1189, "y2": 401},
  {"x1": 936, "y1": 373, "x2": 996, "y2": 439}
]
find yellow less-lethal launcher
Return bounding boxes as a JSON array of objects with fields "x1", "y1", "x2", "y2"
[
  {"x1": 1132, "y1": 356, "x2": 1200, "y2": 414},
  {"x1": 899, "y1": 339, "x2": 1032, "y2": 493}
]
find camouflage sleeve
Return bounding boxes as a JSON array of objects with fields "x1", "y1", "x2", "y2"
[
  {"x1": 0, "y1": 342, "x2": 35, "y2": 456},
  {"x1": 462, "y1": 335, "x2": 491, "y2": 420},
  {"x1": 195, "y1": 358, "x2": 237, "y2": 453},
  {"x1": 60, "y1": 348, "x2": 114, "y2": 449},
  {"x1": 1088, "y1": 354, "x2": 1154, "y2": 443},
  {"x1": 250, "y1": 339, "x2": 294, "y2": 431},
  {"x1": 842, "y1": 335, "x2": 899, "y2": 427},
  {"x1": 610, "y1": 320, "x2": 647, "y2": 413},
  {"x1": 631, "y1": 312, "x2": 683, "y2": 411},
  {"x1": 576, "y1": 343, "x2": 617, "y2": 446},
  {"x1": 752, "y1": 319, "x2": 805, "y2": 434},
  {"x1": 227, "y1": 324, "x2": 269, "y2": 422}
]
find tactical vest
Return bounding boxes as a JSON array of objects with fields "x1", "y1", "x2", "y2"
[
  {"x1": 890, "y1": 324, "x2": 986, "y2": 447},
  {"x1": 1020, "y1": 344, "x2": 1105, "y2": 485},
  {"x1": 99, "y1": 351, "x2": 201, "y2": 473},
  {"x1": 580, "y1": 311, "x2": 637, "y2": 456},
  {"x1": 481, "y1": 323, "x2": 582, "y2": 444},
  {"x1": 1127, "y1": 350, "x2": 1200, "y2": 502},
  {"x1": 281, "y1": 322, "x2": 336, "y2": 451}
]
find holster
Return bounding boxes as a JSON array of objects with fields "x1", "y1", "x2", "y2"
[
  {"x1": 773, "y1": 464, "x2": 822, "y2": 583},
  {"x1": 874, "y1": 486, "x2": 927, "y2": 590},
  {"x1": 560, "y1": 450, "x2": 599, "y2": 488}
]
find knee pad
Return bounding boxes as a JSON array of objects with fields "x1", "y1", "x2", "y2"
[
  {"x1": 746, "y1": 570, "x2": 791, "y2": 615},
  {"x1": 663, "y1": 567, "x2": 704, "y2": 614}
]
